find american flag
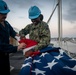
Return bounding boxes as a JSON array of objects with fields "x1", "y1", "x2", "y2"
[{"x1": 19, "y1": 46, "x2": 76, "y2": 75}]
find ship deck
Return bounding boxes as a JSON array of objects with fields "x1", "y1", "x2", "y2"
[{"x1": 10, "y1": 51, "x2": 25, "y2": 75}]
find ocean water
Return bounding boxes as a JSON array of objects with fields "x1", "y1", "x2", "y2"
[
  {"x1": 50, "y1": 40, "x2": 76, "y2": 58},
  {"x1": 51, "y1": 40, "x2": 76, "y2": 53}
]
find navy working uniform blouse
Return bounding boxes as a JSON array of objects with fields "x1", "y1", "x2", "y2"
[{"x1": 0, "y1": 21, "x2": 17, "y2": 75}]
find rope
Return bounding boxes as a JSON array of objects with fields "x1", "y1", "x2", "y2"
[{"x1": 47, "y1": 2, "x2": 59, "y2": 24}]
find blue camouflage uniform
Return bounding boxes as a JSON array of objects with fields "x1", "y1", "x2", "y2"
[{"x1": 0, "y1": 21, "x2": 17, "y2": 75}]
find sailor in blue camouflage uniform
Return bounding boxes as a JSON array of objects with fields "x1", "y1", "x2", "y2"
[
  {"x1": 19, "y1": 6, "x2": 51, "y2": 55},
  {"x1": 0, "y1": 1, "x2": 25, "y2": 75}
]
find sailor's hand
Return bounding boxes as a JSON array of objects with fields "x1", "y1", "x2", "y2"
[
  {"x1": 20, "y1": 35, "x2": 25, "y2": 40},
  {"x1": 24, "y1": 50, "x2": 33, "y2": 58},
  {"x1": 17, "y1": 43, "x2": 26, "y2": 50},
  {"x1": 16, "y1": 34, "x2": 20, "y2": 36},
  {"x1": 24, "y1": 50, "x2": 40, "y2": 58}
]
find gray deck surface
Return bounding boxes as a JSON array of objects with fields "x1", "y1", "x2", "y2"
[{"x1": 10, "y1": 51, "x2": 25, "y2": 75}]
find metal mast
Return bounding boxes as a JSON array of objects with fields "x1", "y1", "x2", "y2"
[{"x1": 58, "y1": 0, "x2": 62, "y2": 46}]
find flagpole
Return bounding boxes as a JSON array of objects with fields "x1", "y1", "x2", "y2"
[{"x1": 57, "y1": 0, "x2": 62, "y2": 47}]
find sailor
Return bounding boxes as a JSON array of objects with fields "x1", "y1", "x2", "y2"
[
  {"x1": 19, "y1": 6, "x2": 51, "y2": 57},
  {"x1": 0, "y1": 1, "x2": 25, "y2": 75}
]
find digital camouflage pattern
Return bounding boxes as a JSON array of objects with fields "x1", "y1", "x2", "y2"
[{"x1": 19, "y1": 21, "x2": 51, "y2": 51}]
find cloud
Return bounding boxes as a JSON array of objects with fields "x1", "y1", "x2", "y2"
[
  {"x1": 4, "y1": 0, "x2": 76, "y2": 23},
  {"x1": 62, "y1": 0, "x2": 76, "y2": 22},
  {"x1": 4, "y1": 0, "x2": 54, "y2": 20},
  {"x1": 2, "y1": 0, "x2": 76, "y2": 37}
]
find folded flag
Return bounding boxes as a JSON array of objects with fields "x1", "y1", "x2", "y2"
[
  {"x1": 19, "y1": 38, "x2": 38, "y2": 55},
  {"x1": 15, "y1": 36, "x2": 38, "y2": 55},
  {"x1": 19, "y1": 47, "x2": 76, "y2": 75}
]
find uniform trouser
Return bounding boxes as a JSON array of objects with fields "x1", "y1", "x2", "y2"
[{"x1": 0, "y1": 53, "x2": 10, "y2": 75}]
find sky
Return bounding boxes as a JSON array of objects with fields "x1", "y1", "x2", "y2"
[{"x1": 2, "y1": 0, "x2": 76, "y2": 38}]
